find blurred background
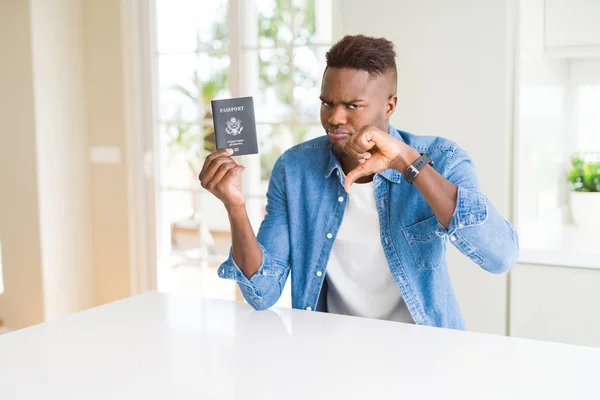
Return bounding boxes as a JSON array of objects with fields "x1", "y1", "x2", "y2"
[{"x1": 0, "y1": 0, "x2": 598, "y2": 346}]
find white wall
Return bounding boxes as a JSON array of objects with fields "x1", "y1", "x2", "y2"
[
  {"x1": 0, "y1": 0, "x2": 45, "y2": 328},
  {"x1": 83, "y1": 0, "x2": 133, "y2": 305},
  {"x1": 340, "y1": 0, "x2": 516, "y2": 334},
  {"x1": 568, "y1": 60, "x2": 600, "y2": 152},
  {"x1": 516, "y1": 0, "x2": 569, "y2": 230},
  {"x1": 0, "y1": 0, "x2": 134, "y2": 329},
  {"x1": 30, "y1": 0, "x2": 95, "y2": 320}
]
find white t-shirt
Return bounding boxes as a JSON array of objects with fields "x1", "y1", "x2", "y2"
[{"x1": 325, "y1": 181, "x2": 414, "y2": 323}]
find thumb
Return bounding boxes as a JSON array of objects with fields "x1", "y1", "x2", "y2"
[{"x1": 344, "y1": 165, "x2": 369, "y2": 193}]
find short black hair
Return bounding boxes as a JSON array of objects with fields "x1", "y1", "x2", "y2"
[{"x1": 325, "y1": 34, "x2": 397, "y2": 79}]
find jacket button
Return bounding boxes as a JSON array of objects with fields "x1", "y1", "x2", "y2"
[
  {"x1": 338, "y1": 196, "x2": 344, "y2": 202},
  {"x1": 316, "y1": 270, "x2": 322, "y2": 277},
  {"x1": 450, "y1": 235, "x2": 457, "y2": 242},
  {"x1": 306, "y1": 307, "x2": 312, "y2": 311},
  {"x1": 327, "y1": 233, "x2": 333, "y2": 239}
]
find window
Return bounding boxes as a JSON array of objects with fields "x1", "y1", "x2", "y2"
[{"x1": 153, "y1": 0, "x2": 334, "y2": 304}]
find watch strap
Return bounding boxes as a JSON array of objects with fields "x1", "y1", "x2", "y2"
[{"x1": 403, "y1": 153, "x2": 433, "y2": 184}]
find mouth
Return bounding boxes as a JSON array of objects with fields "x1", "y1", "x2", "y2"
[{"x1": 327, "y1": 130, "x2": 350, "y2": 140}]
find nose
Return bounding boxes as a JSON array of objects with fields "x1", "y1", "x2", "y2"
[{"x1": 328, "y1": 105, "x2": 347, "y2": 127}]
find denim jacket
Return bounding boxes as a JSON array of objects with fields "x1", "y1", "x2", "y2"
[{"x1": 218, "y1": 126, "x2": 519, "y2": 329}]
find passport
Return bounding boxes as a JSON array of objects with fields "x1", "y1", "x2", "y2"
[{"x1": 211, "y1": 96, "x2": 258, "y2": 156}]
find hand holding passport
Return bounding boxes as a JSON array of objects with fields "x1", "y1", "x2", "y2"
[{"x1": 211, "y1": 96, "x2": 259, "y2": 156}]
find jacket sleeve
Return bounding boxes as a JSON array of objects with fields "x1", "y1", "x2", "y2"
[
  {"x1": 217, "y1": 154, "x2": 291, "y2": 309},
  {"x1": 433, "y1": 146, "x2": 519, "y2": 274}
]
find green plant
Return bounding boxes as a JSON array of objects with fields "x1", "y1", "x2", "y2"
[{"x1": 567, "y1": 154, "x2": 600, "y2": 192}]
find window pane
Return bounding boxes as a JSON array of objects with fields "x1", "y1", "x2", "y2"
[
  {"x1": 156, "y1": 189, "x2": 231, "y2": 259},
  {"x1": 158, "y1": 53, "x2": 230, "y2": 123},
  {"x1": 247, "y1": 0, "x2": 294, "y2": 48},
  {"x1": 293, "y1": 0, "x2": 333, "y2": 45},
  {"x1": 243, "y1": 49, "x2": 294, "y2": 123},
  {"x1": 158, "y1": 122, "x2": 216, "y2": 190},
  {"x1": 297, "y1": 124, "x2": 324, "y2": 142},
  {"x1": 152, "y1": 0, "x2": 334, "y2": 305},
  {"x1": 156, "y1": 0, "x2": 228, "y2": 53},
  {"x1": 293, "y1": 46, "x2": 327, "y2": 123},
  {"x1": 258, "y1": 124, "x2": 295, "y2": 182},
  {"x1": 245, "y1": 0, "x2": 333, "y2": 47},
  {"x1": 298, "y1": 0, "x2": 333, "y2": 45},
  {"x1": 156, "y1": 188, "x2": 235, "y2": 300},
  {"x1": 292, "y1": 0, "x2": 316, "y2": 45},
  {"x1": 157, "y1": 260, "x2": 237, "y2": 300},
  {"x1": 257, "y1": 125, "x2": 324, "y2": 183}
]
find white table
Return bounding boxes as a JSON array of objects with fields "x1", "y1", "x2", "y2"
[{"x1": 1, "y1": 292, "x2": 599, "y2": 399}]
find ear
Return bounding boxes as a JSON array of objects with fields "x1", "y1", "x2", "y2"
[{"x1": 385, "y1": 95, "x2": 398, "y2": 118}]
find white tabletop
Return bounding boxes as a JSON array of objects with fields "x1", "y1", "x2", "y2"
[{"x1": 1, "y1": 292, "x2": 599, "y2": 399}]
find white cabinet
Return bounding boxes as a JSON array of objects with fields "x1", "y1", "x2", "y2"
[
  {"x1": 510, "y1": 263, "x2": 600, "y2": 347},
  {"x1": 544, "y1": 0, "x2": 600, "y2": 57}
]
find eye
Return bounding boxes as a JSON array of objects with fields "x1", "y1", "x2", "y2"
[
  {"x1": 347, "y1": 104, "x2": 361, "y2": 110},
  {"x1": 321, "y1": 101, "x2": 333, "y2": 108}
]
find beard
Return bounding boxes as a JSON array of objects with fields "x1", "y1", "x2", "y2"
[{"x1": 328, "y1": 136, "x2": 350, "y2": 159}]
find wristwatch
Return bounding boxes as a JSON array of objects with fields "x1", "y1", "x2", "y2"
[{"x1": 403, "y1": 153, "x2": 434, "y2": 184}]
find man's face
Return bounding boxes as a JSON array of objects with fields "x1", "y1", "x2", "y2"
[{"x1": 320, "y1": 67, "x2": 396, "y2": 158}]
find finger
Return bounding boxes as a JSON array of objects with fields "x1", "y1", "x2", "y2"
[
  {"x1": 344, "y1": 165, "x2": 370, "y2": 193},
  {"x1": 355, "y1": 127, "x2": 378, "y2": 148},
  {"x1": 363, "y1": 128, "x2": 397, "y2": 151},
  {"x1": 225, "y1": 165, "x2": 245, "y2": 181},
  {"x1": 207, "y1": 163, "x2": 239, "y2": 190},
  {"x1": 199, "y1": 149, "x2": 234, "y2": 180},
  {"x1": 213, "y1": 148, "x2": 234, "y2": 158},
  {"x1": 344, "y1": 137, "x2": 371, "y2": 158},
  {"x1": 202, "y1": 157, "x2": 235, "y2": 185},
  {"x1": 356, "y1": 126, "x2": 396, "y2": 152},
  {"x1": 346, "y1": 131, "x2": 377, "y2": 159},
  {"x1": 200, "y1": 148, "x2": 233, "y2": 180},
  {"x1": 201, "y1": 157, "x2": 236, "y2": 186},
  {"x1": 349, "y1": 149, "x2": 371, "y2": 160},
  {"x1": 343, "y1": 142, "x2": 365, "y2": 160}
]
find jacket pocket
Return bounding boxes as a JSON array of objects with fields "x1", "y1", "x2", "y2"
[{"x1": 402, "y1": 215, "x2": 445, "y2": 271}]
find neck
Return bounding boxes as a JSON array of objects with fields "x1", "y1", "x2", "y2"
[{"x1": 340, "y1": 157, "x2": 373, "y2": 183}]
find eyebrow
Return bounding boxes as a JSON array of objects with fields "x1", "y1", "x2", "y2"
[{"x1": 319, "y1": 96, "x2": 365, "y2": 105}]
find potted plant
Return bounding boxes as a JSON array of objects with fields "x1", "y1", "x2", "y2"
[{"x1": 567, "y1": 153, "x2": 600, "y2": 228}]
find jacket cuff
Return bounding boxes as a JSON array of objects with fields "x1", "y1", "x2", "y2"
[{"x1": 435, "y1": 185, "x2": 489, "y2": 237}]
